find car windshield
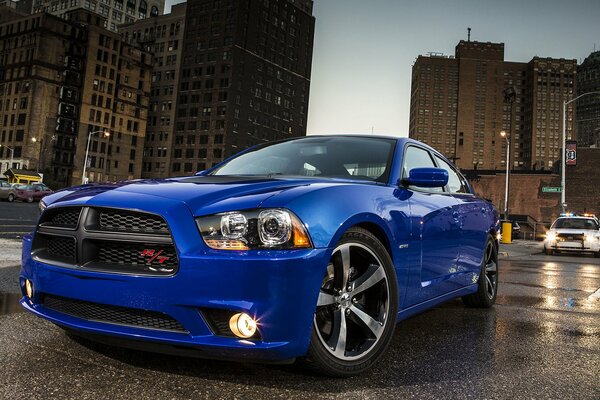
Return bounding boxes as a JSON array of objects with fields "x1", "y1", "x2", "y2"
[
  {"x1": 209, "y1": 136, "x2": 396, "y2": 182},
  {"x1": 552, "y1": 218, "x2": 599, "y2": 230},
  {"x1": 13, "y1": 184, "x2": 29, "y2": 189}
]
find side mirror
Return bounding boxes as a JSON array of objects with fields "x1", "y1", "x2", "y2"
[{"x1": 403, "y1": 167, "x2": 449, "y2": 188}]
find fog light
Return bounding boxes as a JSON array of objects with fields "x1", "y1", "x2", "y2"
[
  {"x1": 25, "y1": 279, "x2": 33, "y2": 299},
  {"x1": 229, "y1": 312, "x2": 257, "y2": 339}
]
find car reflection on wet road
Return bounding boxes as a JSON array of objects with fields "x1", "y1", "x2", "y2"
[{"x1": 0, "y1": 245, "x2": 598, "y2": 399}]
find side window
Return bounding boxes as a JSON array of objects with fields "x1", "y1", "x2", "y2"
[
  {"x1": 434, "y1": 155, "x2": 470, "y2": 194},
  {"x1": 402, "y1": 146, "x2": 442, "y2": 192}
]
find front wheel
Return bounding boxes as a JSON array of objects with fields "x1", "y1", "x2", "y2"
[
  {"x1": 463, "y1": 235, "x2": 498, "y2": 308},
  {"x1": 304, "y1": 227, "x2": 398, "y2": 377},
  {"x1": 545, "y1": 247, "x2": 553, "y2": 256},
  {"x1": 7, "y1": 194, "x2": 14, "y2": 202}
]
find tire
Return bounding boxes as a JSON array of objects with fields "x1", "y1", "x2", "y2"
[
  {"x1": 303, "y1": 227, "x2": 398, "y2": 377},
  {"x1": 7, "y1": 193, "x2": 14, "y2": 202},
  {"x1": 545, "y1": 247, "x2": 553, "y2": 256},
  {"x1": 26, "y1": 196, "x2": 33, "y2": 203},
  {"x1": 462, "y1": 235, "x2": 498, "y2": 308}
]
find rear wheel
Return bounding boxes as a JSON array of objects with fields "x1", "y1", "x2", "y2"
[
  {"x1": 7, "y1": 193, "x2": 14, "y2": 202},
  {"x1": 26, "y1": 196, "x2": 33, "y2": 203},
  {"x1": 463, "y1": 235, "x2": 498, "y2": 308},
  {"x1": 304, "y1": 227, "x2": 398, "y2": 377}
]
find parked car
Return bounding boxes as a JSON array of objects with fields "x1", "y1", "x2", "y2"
[
  {"x1": 8, "y1": 183, "x2": 53, "y2": 202},
  {"x1": 544, "y1": 214, "x2": 600, "y2": 256},
  {"x1": 20, "y1": 136, "x2": 499, "y2": 377},
  {"x1": 0, "y1": 180, "x2": 12, "y2": 200}
]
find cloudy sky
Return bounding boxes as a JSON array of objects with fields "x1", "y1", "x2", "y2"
[{"x1": 165, "y1": 0, "x2": 600, "y2": 137}]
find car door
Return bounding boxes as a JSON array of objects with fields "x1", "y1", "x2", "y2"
[
  {"x1": 402, "y1": 145, "x2": 463, "y2": 307},
  {"x1": 433, "y1": 154, "x2": 489, "y2": 285}
]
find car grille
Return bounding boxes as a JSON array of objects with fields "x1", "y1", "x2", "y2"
[
  {"x1": 99, "y1": 209, "x2": 169, "y2": 234},
  {"x1": 557, "y1": 233, "x2": 584, "y2": 241},
  {"x1": 42, "y1": 294, "x2": 188, "y2": 333},
  {"x1": 32, "y1": 207, "x2": 178, "y2": 275}
]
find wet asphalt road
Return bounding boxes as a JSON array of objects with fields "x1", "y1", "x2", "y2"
[
  {"x1": 0, "y1": 201, "x2": 38, "y2": 240},
  {"x1": 0, "y1": 241, "x2": 598, "y2": 399}
]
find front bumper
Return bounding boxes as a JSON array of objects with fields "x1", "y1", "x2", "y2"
[
  {"x1": 544, "y1": 239, "x2": 600, "y2": 253},
  {"x1": 20, "y1": 234, "x2": 330, "y2": 362}
]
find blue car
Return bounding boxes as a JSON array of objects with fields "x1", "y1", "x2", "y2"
[{"x1": 20, "y1": 136, "x2": 499, "y2": 377}]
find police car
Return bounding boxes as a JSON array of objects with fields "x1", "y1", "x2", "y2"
[{"x1": 544, "y1": 214, "x2": 600, "y2": 256}]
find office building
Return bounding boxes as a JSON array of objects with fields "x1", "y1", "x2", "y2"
[
  {"x1": 576, "y1": 51, "x2": 600, "y2": 147},
  {"x1": 0, "y1": 7, "x2": 152, "y2": 185},
  {"x1": 409, "y1": 39, "x2": 576, "y2": 171},
  {"x1": 31, "y1": 0, "x2": 164, "y2": 32},
  {"x1": 170, "y1": 0, "x2": 315, "y2": 175}
]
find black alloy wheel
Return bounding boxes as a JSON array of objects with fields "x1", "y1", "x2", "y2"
[
  {"x1": 305, "y1": 227, "x2": 398, "y2": 377},
  {"x1": 463, "y1": 234, "x2": 498, "y2": 308}
]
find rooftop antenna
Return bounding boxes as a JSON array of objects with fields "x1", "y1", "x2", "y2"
[{"x1": 467, "y1": 27, "x2": 471, "y2": 42}]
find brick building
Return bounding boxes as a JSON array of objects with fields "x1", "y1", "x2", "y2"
[
  {"x1": 471, "y1": 147, "x2": 600, "y2": 224},
  {"x1": 410, "y1": 39, "x2": 577, "y2": 172},
  {"x1": 576, "y1": 51, "x2": 600, "y2": 147},
  {"x1": 0, "y1": 7, "x2": 152, "y2": 186},
  {"x1": 120, "y1": 2, "x2": 185, "y2": 178},
  {"x1": 30, "y1": 0, "x2": 164, "y2": 32},
  {"x1": 167, "y1": 0, "x2": 315, "y2": 176}
]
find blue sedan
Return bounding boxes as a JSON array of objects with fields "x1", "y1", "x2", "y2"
[{"x1": 20, "y1": 136, "x2": 499, "y2": 377}]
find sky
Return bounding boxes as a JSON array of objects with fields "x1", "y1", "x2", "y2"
[{"x1": 165, "y1": 0, "x2": 600, "y2": 137}]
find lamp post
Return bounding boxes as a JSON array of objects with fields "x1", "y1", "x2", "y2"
[
  {"x1": 31, "y1": 137, "x2": 43, "y2": 172},
  {"x1": 500, "y1": 130, "x2": 510, "y2": 220},
  {"x1": 0, "y1": 144, "x2": 14, "y2": 173},
  {"x1": 82, "y1": 130, "x2": 110, "y2": 184},
  {"x1": 502, "y1": 87, "x2": 516, "y2": 221},
  {"x1": 561, "y1": 91, "x2": 600, "y2": 213}
]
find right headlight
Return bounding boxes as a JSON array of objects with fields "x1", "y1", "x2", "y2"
[{"x1": 196, "y1": 208, "x2": 312, "y2": 250}]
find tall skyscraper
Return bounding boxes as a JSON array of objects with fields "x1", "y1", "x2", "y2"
[
  {"x1": 576, "y1": 51, "x2": 600, "y2": 147},
  {"x1": 168, "y1": 0, "x2": 315, "y2": 175},
  {"x1": 409, "y1": 39, "x2": 576, "y2": 171},
  {"x1": 0, "y1": 7, "x2": 152, "y2": 185},
  {"x1": 120, "y1": 2, "x2": 186, "y2": 178},
  {"x1": 30, "y1": 0, "x2": 164, "y2": 32}
]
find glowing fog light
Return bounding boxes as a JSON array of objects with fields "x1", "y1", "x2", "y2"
[
  {"x1": 25, "y1": 279, "x2": 33, "y2": 299},
  {"x1": 229, "y1": 312, "x2": 257, "y2": 339}
]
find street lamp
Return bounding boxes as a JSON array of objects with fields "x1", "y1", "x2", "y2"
[
  {"x1": 82, "y1": 130, "x2": 110, "y2": 184},
  {"x1": 31, "y1": 137, "x2": 43, "y2": 172},
  {"x1": 0, "y1": 144, "x2": 14, "y2": 173},
  {"x1": 561, "y1": 91, "x2": 600, "y2": 213},
  {"x1": 500, "y1": 130, "x2": 510, "y2": 220}
]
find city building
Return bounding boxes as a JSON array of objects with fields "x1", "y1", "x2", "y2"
[
  {"x1": 167, "y1": 0, "x2": 315, "y2": 176},
  {"x1": 30, "y1": 0, "x2": 164, "y2": 32},
  {"x1": 120, "y1": 2, "x2": 185, "y2": 178},
  {"x1": 0, "y1": 7, "x2": 152, "y2": 186},
  {"x1": 576, "y1": 51, "x2": 600, "y2": 147},
  {"x1": 409, "y1": 39, "x2": 577, "y2": 171}
]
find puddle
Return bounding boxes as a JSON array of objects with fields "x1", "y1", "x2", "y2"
[{"x1": 0, "y1": 292, "x2": 24, "y2": 315}]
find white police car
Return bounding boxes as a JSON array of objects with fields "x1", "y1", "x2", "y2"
[{"x1": 544, "y1": 214, "x2": 600, "y2": 256}]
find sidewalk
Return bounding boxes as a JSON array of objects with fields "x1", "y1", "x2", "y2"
[{"x1": 0, "y1": 239, "x2": 21, "y2": 268}]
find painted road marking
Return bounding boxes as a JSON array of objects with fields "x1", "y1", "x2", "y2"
[{"x1": 588, "y1": 288, "x2": 600, "y2": 301}]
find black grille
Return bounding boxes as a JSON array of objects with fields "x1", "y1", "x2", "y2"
[
  {"x1": 96, "y1": 242, "x2": 178, "y2": 273},
  {"x1": 32, "y1": 207, "x2": 178, "y2": 276},
  {"x1": 557, "y1": 233, "x2": 584, "y2": 241},
  {"x1": 42, "y1": 294, "x2": 188, "y2": 333},
  {"x1": 47, "y1": 237, "x2": 76, "y2": 260},
  {"x1": 99, "y1": 210, "x2": 169, "y2": 234},
  {"x1": 50, "y1": 209, "x2": 80, "y2": 227}
]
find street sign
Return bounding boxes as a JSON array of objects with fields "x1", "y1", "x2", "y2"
[{"x1": 542, "y1": 187, "x2": 562, "y2": 193}]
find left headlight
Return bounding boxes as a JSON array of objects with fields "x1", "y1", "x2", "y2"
[
  {"x1": 196, "y1": 208, "x2": 312, "y2": 250},
  {"x1": 38, "y1": 200, "x2": 47, "y2": 214}
]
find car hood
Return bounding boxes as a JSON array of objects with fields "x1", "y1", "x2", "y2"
[{"x1": 43, "y1": 175, "x2": 363, "y2": 216}]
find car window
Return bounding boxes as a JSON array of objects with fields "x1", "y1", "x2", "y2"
[
  {"x1": 434, "y1": 155, "x2": 470, "y2": 194},
  {"x1": 552, "y1": 218, "x2": 599, "y2": 230},
  {"x1": 402, "y1": 146, "x2": 443, "y2": 192}
]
